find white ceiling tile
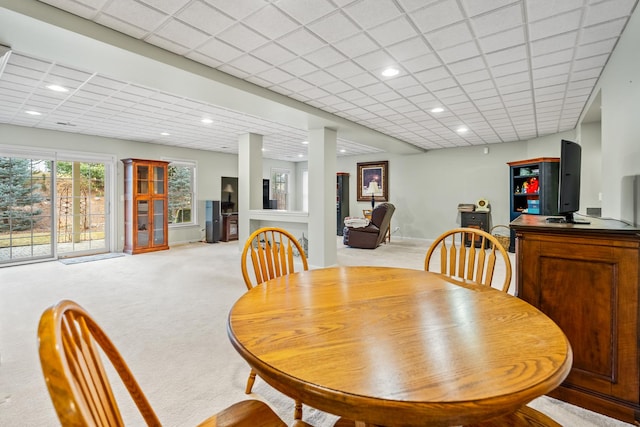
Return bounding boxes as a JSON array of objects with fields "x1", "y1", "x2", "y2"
[
  {"x1": 427, "y1": 22, "x2": 475, "y2": 51},
  {"x1": 425, "y1": 77, "x2": 457, "y2": 91},
  {"x1": 576, "y1": 38, "x2": 618, "y2": 59},
  {"x1": 570, "y1": 67, "x2": 603, "y2": 81},
  {"x1": 343, "y1": 72, "x2": 379, "y2": 88},
  {"x1": 254, "y1": 68, "x2": 294, "y2": 85},
  {"x1": 344, "y1": 0, "x2": 402, "y2": 29},
  {"x1": 486, "y1": 45, "x2": 527, "y2": 66},
  {"x1": 205, "y1": 0, "x2": 266, "y2": 20},
  {"x1": 526, "y1": 0, "x2": 583, "y2": 22},
  {"x1": 532, "y1": 63, "x2": 571, "y2": 80},
  {"x1": 403, "y1": 53, "x2": 442, "y2": 73},
  {"x1": 333, "y1": 32, "x2": 380, "y2": 58},
  {"x1": 304, "y1": 46, "x2": 348, "y2": 68},
  {"x1": 529, "y1": 10, "x2": 583, "y2": 41},
  {"x1": 477, "y1": 27, "x2": 526, "y2": 53},
  {"x1": 95, "y1": 14, "x2": 149, "y2": 39},
  {"x1": 460, "y1": 0, "x2": 520, "y2": 18},
  {"x1": 410, "y1": 1, "x2": 465, "y2": 33},
  {"x1": 244, "y1": 5, "x2": 300, "y2": 40},
  {"x1": 530, "y1": 32, "x2": 578, "y2": 56},
  {"x1": 103, "y1": 0, "x2": 169, "y2": 32},
  {"x1": 438, "y1": 41, "x2": 480, "y2": 64},
  {"x1": 308, "y1": 11, "x2": 361, "y2": 43},
  {"x1": 277, "y1": 58, "x2": 317, "y2": 76},
  {"x1": 386, "y1": 37, "x2": 431, "y2": 62},
  {"x1": 384, "y1": 75, "x2": 419, "y2": 90},
  {"x1": 367, "y1": 16, "x2": 419, "y2": 47},
  {"x1": 531, "y1": 49, "x2": 574, "y2": 69},
  {"x1": 250, "y1": 43, "x2": 297, "y2": 65},
  {"x1": 584, "y1": 0, "x2": 637, "y2": 26},
  {"x1": 278, "y1": 28, "x2": 326, "y2": 55},
  {"x1": 197, "y1": 38, "x2": 243, "y2": 62},
  {"x1": 302, "y1": 69, "x2": 339, "y2": 86},
  {"x1": 533, "y1": 75, "x2": 570, "y2": 89},
  {"x1": 326, "y1": 61, "x2": 365, "y2": 79},
  {"x1": 217, "y1": 24, "x2": 270, "y2": 52},
  {"x1": 457, "y1": 69, "x2": 491, "y2": 84},
  {"x1": 353, "y1": 50, "x2": 397, "y2": 70},
  {"x1": 580, "y1": 18, "x2": 628, "y2": 45},
  {"x1": 464, "y1": 79, "x2": 496, "y2": 93},
  {"x1": 155, "y1": 19, "x2": 210, "y2": 48},
  {"x1": 469, "y1": 3, "x2": 523, "y2": 38},
  {"x1": 276, "y1": 0, "x2": 336, "y2": 24},
  {"x1": 176, "y1": 1, "x2": 235, "y2": 35}
]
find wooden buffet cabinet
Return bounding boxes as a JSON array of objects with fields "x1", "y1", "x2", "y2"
[
  {"x1": 511, "y1": 214, "x2": 640, "y2": 424},
  {"x1": 122, "y1": 158, "x2": 170, "y2": 254}
]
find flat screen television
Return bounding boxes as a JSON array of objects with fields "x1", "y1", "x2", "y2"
[{"x1": 555, "y1": 139, "x2": 590, "y2": 224}]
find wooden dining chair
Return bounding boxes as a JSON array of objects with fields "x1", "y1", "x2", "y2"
[
  {"x1": 241, "y1": 227, "x2": 308, "y2": 420},
  {"x1": 38, "y1": 299, "x2": 304, "y2": 427},
  {"x1": 424, "y1": 227, "x2": 512, "y2": 293}
]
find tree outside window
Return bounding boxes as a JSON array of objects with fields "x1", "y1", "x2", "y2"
[{"x1": 168, "y1": 162, "x2": 195, "y2": 225}]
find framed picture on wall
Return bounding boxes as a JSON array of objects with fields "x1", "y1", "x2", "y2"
[{"x1": 357, "y1": 161, "x2": 388, "y2": 202}]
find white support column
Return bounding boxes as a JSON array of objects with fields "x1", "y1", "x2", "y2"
[
  {"x1": 308, "y1": 127, "x2": 337, "y2": 267},
  {"x1": 238, "y1": 133, "x2": 263, "y2": 245}
]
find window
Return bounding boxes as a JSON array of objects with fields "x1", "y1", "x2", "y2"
[
  {"x1": 167, "y1": 160, "x2": 195, "y2": 225},
  {"x1": 271, "y1": 168, "x2": 290, "y2": 210}
]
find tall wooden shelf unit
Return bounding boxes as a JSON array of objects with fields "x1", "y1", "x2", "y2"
[
  {"x1": 511, "y1": 215, "x2": 640, "y2": 425},
  {"x1": 337, "y1": 173, "x2": 349, "y2": 236},
  {"x1": 507, "y1": 157, "x2": 559, "y2": 252},
  {"x1": 122, "y1": 158, "x2": 170, "y2": 254}
]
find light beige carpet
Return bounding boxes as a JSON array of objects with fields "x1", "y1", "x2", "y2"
[{"x1": 0, "y1": 237, "x2": 632, "y2": 426}]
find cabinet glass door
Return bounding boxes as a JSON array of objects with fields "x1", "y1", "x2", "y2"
[
  {"x1": 153, "y1": 165, "x2": 165, "y2": 195},
  {"x1": 137, "y1": 200, "x2": 149, "y2": 246},
  {"x1": 136, "y1": 165, "x2": 149, "y2": 194},
  {"x1": 153, "y1": 199, "x2": 165, "y2": 245}
]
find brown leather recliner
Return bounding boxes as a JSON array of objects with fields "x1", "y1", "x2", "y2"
[{"x1": 343, "y1": 203, "x2": 395, "y2": 249}]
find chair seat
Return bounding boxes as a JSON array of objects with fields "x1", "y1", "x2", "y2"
[{"x1": 197, "y1": 400, "x2": 287, "y2": 427}]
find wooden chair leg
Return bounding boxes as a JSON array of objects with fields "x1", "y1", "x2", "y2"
[
  {"x1": 245, "y1": 369, "x2": 257, "y2": 394},
  {"x1": 294, "y1": 401, "x2": 303, "y2": 420}
]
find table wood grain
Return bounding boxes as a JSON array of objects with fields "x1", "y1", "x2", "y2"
[{"x1": 228, "y1": 266, "x2": 572, "y2": 426}]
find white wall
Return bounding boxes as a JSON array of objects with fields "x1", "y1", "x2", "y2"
[{"x1": 586, "y1": 6, "x2": 640, "y2": 222}]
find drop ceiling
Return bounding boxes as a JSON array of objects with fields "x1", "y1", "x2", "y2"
[{"x1": 0, "y1": 0, "x2": 637, "y2": 161}]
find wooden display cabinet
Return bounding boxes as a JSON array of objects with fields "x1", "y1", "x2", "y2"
[
  {"x1": 122, "y1": 158, "x2": 170, "y2": 254},
  {"x1": 511, "y1": 214, "x2": 640, "y2": 424}
]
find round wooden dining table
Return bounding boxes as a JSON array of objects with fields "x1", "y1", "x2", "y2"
[{"x1": 227, "y1": 266, "x2": 572, "y2": 427}]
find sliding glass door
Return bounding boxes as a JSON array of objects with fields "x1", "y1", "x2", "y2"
[
  {"x1": 0, "y1": 157, "x2": 54, "y2": 263},
  {"x1": 55, "y1": 161, "x2": 107, "y2": 256},
  {"x1": 0, "y1": 150, "x2": 113, "y2": 265}
]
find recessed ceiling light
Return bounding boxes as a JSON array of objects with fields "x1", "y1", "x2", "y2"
[
  {"x1": 25, "y1": 110, "x2": 41, "y2": 116},
  {"x1": 160, "y1": 132, "x2": 170, "y2": 136},
  {"x1": 201, "y1": 118, "x2": 213, "y2": 124},
  {"x1": 301, "y1": 140, "x2": 308, "y2": 145},
  {"x1": 261, "y1": 148, "x2": 266, "y2": 152},
  {"x1": 298, "y1": 154, "x2": 304, "y2": 158},
  {"x1": 47, "y1": 84, "x2": 68, "y2": 92},
  {"x1": 457, "y1": 126, "x2": 469, "y2": 134},
  {"x1": 381, "y1": 67, "x2": 400, "y2": 77},
  {"x1": 431, "y1": 107, "x2": 444, "y2": 113},
  {"x1": 340, "y1": 149, "x2": 346, "y2": 153}
]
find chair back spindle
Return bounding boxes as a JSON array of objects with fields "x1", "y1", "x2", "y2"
[{"x1": 426, "y1": 228, "x2": 512, "y2": 292}]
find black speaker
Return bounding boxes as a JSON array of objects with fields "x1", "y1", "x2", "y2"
[
  {"x1": 336, "y1": 173, "x2": 349, "y2": 235},
  {"x1": 205, "y1": 200, "x2": 221, "y2": 243}
]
